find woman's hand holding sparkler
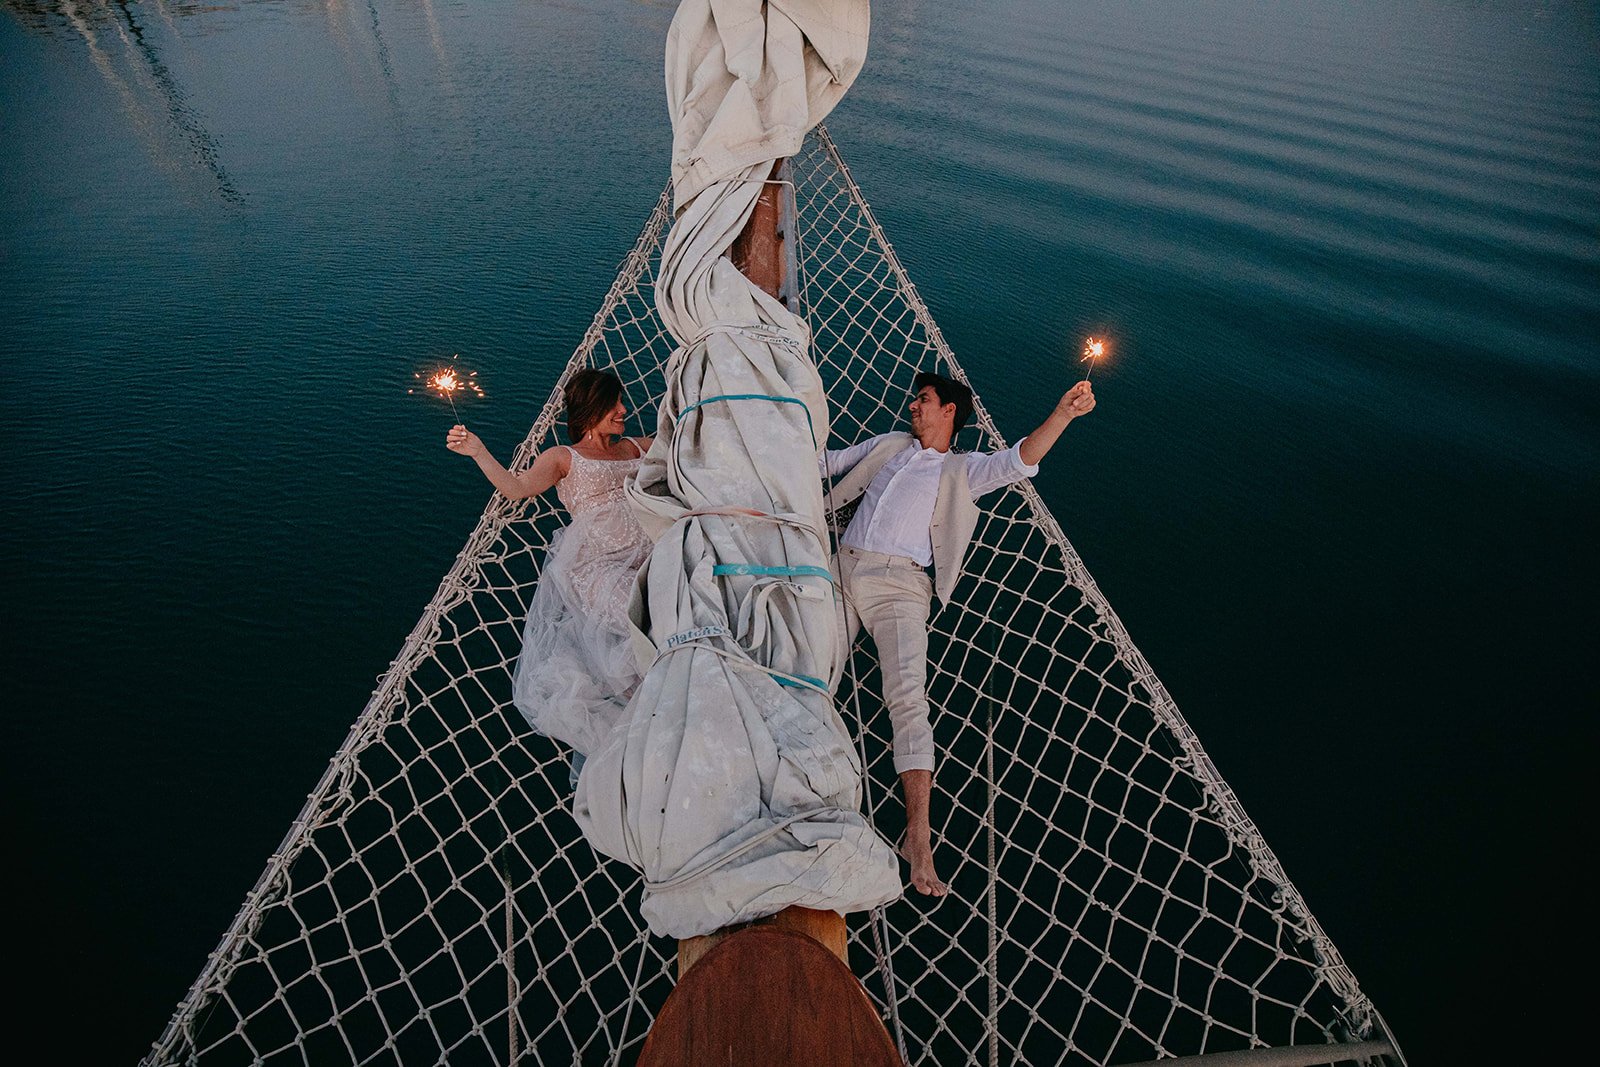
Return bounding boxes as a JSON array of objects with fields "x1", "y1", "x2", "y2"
[
  {"x1": 446, "y1": 424, "x2": 485, "y2": 457},
  {"x1": 445, "y1": 425, "x2": 570, "y2": 500},
  {"x1": 422, "y1": 358, "x2": 563, "y2": 500}
]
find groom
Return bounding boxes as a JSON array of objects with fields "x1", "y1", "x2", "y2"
[{"x1": 822, "y1": 371, "x2": 1096, "y2": 895}]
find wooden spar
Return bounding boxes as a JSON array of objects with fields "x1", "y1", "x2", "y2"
[
  {"x1": 727, "y1": 159, "x2": 788, "y2": 301},
  {"x1": 643, "y1": 928, "x2": 901, "y2": 1067},
  {"x1": 678, "y1": 904, "x2": 847, "y2": 976}
]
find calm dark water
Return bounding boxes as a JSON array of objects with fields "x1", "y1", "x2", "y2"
[{"x1": 3, "y1": 0, "x2": 1595, "y2": 1062}]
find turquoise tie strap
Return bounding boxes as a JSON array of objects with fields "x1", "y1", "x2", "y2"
[
  {"x1": 711, "y1": 563, "x2": 835, "y2": 583},
  {"x1": 773, "y1": 673, "x2": 829, "y2": 692},
  {"x1": 678, "y1": 393, "x2": 816, "y2": 448}
]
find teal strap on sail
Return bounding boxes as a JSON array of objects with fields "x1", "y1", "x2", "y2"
[
  {"x1": 679, "y1": 393, "x2": 816, "y2": 447},
  {"x1": 773, "y1": 673, "x2": 828, "y2": 692},
  {"x1": 711, "y1": 563, "x2": 835, "y2": 583}
]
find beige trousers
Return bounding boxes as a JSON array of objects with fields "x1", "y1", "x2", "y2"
[{"x1": 836, "y1": 546, "x2": 936, "y2": 774}]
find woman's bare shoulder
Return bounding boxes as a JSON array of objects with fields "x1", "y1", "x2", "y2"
[{"x1": 537, "y1": 444, "x2": 575, "y2": 476}]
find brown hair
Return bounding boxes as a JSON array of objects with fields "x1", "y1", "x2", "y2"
[
  {"x1": 564, "y1": 369, "x2": 624, "y2": 442},
  {"x1": 913, "y1": 370, "x2": 973, "y2": 432}
]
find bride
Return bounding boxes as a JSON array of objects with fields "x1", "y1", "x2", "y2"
[{"x1": 446, "y1": 369, "x2": 654, "y2": 773}]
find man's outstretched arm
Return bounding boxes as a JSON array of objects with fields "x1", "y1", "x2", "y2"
[
  {"x1": 1018, "y1": 380, "x2": 1096, "y2": 466},
  {"x1": 819, "y1": 432, "x2": 889, "y2": 479}
]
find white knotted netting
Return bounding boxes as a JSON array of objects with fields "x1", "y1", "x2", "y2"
[{"x1": 144, "y1": 127, "x2": 1403, "y2": 1067}]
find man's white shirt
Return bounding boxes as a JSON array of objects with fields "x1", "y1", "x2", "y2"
[{"x1": 820, "y1": 434, "x2": 1040, "y2": 565}]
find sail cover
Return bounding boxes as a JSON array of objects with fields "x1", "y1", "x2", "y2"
[{"x1": 571, "y1": 0, "x2": 901, "y2": 938}]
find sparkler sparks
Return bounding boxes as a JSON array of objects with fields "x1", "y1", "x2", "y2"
[
  {"x1": 409, "y1": 354, "x2": 485, "y2": 422},
  {"x1": 1080, "y1": 336, "x2": 1107, "y2": 381}
]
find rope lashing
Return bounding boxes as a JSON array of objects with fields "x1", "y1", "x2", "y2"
[
  {"x1": 679, "y1": 505, "x2": 830, "y2": 544},
  {"x1": 650, "y1": 631, "x2": 830, "y2": 695}
]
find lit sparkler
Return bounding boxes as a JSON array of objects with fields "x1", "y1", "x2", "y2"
[
  {"x1": 409, "y1": 354, "x2": 485, "y2": 422},
  {"x1": 1079, "y1": 336, "x2": 1107, "y2": 382}
]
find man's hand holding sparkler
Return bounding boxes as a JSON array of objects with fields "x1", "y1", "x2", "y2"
[
  {"x1": 1019, "y1": 379, "x2": 1096, "y2": 466},
  {"x1": 1056, "y1": 379, "x2": 1096, "y2": 422}
]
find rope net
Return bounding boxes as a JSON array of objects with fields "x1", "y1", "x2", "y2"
[{"x1": 145, "y1": 128, "x2": 1398, "y2": 1067}]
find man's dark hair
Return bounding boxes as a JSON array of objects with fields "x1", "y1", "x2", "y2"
[
  {"x1": 913, "y1": 370, "x2": 973, "y2": 432},
  {"x1": 564, "y1": 368, "x2": 624, "y2": 442}
]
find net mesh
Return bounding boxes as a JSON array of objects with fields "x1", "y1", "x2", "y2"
[{"x1": 145, "y1": 128, "x2": 1399, "y2": 1067}]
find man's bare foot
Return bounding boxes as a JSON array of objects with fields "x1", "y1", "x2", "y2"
[
  {"x1": 898, "y1": 835, "x2": 949, "y2": 897},
  {"x1": 895, "y1": 769, "x2": 948, "y2": 896}
]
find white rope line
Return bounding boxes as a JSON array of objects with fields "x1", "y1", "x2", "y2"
[
  {"x1": 724, "y1": 177, "x2": 796, "y2": 190},
  {"x1": 985, "y1": 620, "x2": 999, "y2": 1067},
  {"x1": 649, "y1": 628, "x2": 832, "y2": 695},
  {"x1": 609, "y1": 928, "x2": 657, "y2": 1067}
]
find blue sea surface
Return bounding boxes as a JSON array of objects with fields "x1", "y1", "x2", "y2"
[{"x1": 3, "y1": 1, "x2": 1595, "y2": 1061}]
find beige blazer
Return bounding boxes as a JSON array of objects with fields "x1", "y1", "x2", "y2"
[{"x1": 825, "y1": 433, "x2": 982, "y2": 604}]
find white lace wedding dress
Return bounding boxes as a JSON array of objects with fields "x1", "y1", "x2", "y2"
[{"x1": 512, "y1": 440, "x2": 651, "y2": 760}]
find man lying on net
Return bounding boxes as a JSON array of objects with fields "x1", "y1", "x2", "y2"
[{"x1": 821, "y1": 371, "x2": 1096, "y2": 895}]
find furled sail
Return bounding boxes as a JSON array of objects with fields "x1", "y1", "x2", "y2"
[{"x1": 571, "y1": 0, "x2": 901, "y2": 939}]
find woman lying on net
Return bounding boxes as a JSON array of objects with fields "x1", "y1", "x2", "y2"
[{"x1": 447, "y1": 369, "x2": 653, "y2": 779}]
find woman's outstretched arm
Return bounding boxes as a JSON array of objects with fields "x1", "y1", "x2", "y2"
[{"x1": 446, "y1": 425, "x2": 570, "y2": 499}]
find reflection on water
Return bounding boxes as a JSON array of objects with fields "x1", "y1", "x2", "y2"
[
  {"x1": 4, "y1": 0, "x2": 470, "y2": 204},
  {"x1": 10, "y1": 0, "x2": 243, "y2": 202}
]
